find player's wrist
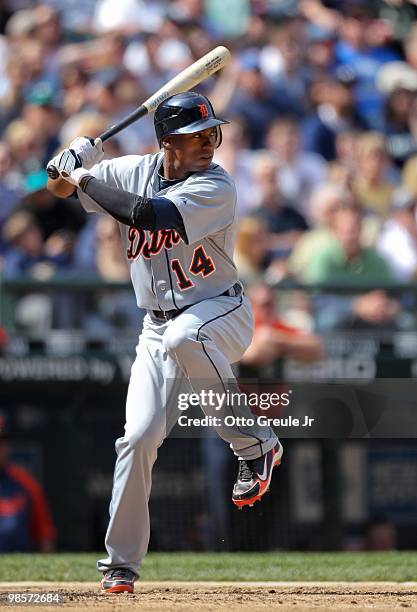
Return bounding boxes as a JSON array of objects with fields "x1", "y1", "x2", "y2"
[
  {"x1": 78, "y1": 174, "x2": 94, "y2": 191},
  {"x1": 60, "y1": 166, "x2": 92, "y2": 187}
]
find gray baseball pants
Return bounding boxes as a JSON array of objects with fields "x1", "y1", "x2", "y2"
[{"x1": 97, "y1": 290, "x2": 278, "y2": 576}]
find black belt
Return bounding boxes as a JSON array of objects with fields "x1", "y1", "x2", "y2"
[{"x1": 151, "y1": 282, "x2": 242, "y2": 321}]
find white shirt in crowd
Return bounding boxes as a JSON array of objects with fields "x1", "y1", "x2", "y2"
[
  {"x1": 276, "y1": 152, "x2": 327, "y2": 218},
  {"x1": 378, "y1": 219, "x2": 417, "y2": 281}
]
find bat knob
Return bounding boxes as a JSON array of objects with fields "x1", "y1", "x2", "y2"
[{"x1": 47, "y1": 165, "x2": 59, "y2": 180}]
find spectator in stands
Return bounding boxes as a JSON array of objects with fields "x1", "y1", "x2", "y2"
[
  {"x1": 304, "y1": 25, "x2": 336, "y2": 81},
  {"x1": 327, "y1": 159, "x2": 355, "y2": 192},
  {"x1": 381, "y1": 87, "x2": 417, "y2": 168},
  {"x1": 21, "y1": 169, "x2": 85, "y2": 243},
  {"x1": 353, "y1": 131, "x2": 396, "y2": 219},
  {"x1": 289, "y1": 183, "x2": 353, "y2": 280},
  {"x1": 304, "y1": 205, "x2": 400, "y2": 331},
  {"x1": 378, "y1": 187, "x2": 417, "y2": 281},
  {"x1": 2, "y1": 209, "x2": 72, "y2": 277},
  {"x1": 241, "y1": 283, "x2": 324, "y2": 367},
  {"x1": 21, "y1": 82, "x2": 61, "y2": 165},
  {"x1": 265, "y1": 116, "x2": 327, "y2": 216},
  {"x1": 334, "y1": 5, "x2": 399, "y2": 128},
  {"x1": 0, "y1": 53, "x2": 28, "y2": 132},
  {"x1": 59, "y1": 65, "x2": 89, "y2": 118},
  {"x1": 4, "y1": 118, "x2": 45, "y2": 180},
  {"x1": 304, "y1": 205, "x2": 393, "y2": 288},
  {"x1": 2, "y1": 202, "x2": 80, "y2": 330},
  {"x1": 31, "y1": 5, "x2": 62, "y2": 83},
  {"x1": 334, "y1": 129, "x2": 359, "y2": 173},
  {"x1": 251, "y1": 151, "x2": 308, "y2": 259},
  {"x1": 234, "y1": 216, "x2": 272, "y2": 286},
  {"x1": 262, "y1": 21, "x2": 309, "y2": 118},
  {"x1": 302, "y1": 75, "x2": 365, "y2": 160},
  {"x1": 0, "y1": 414, "x2": 56, "y2": 552},
  {"x1": 225, "y1": 51, "x2": 287, "y2": 149}
]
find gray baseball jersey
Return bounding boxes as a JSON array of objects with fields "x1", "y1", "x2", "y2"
[{"x1": 77, "y1": 152, "x2": 239, "y2": 311}]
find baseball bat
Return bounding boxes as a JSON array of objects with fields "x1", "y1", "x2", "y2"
[{"x1": 47, "y1": 45, "x2": 231, "y2": 179}]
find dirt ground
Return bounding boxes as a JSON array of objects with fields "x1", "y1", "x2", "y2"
[{"x1": 1, "y1": 582, "x2": 417, "y2": 612}]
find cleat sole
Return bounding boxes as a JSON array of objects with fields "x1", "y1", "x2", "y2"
[{"x1": 101, "y1": 584, "x2": 134, "y2": 594}]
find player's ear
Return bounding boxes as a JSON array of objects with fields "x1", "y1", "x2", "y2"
[{"x1": 162, "y1": 136, "x2": 173, "y2": 150}]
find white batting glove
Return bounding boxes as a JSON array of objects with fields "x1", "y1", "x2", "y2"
[
  {"x1": 59, "y1": 166, "x2": 91, "y2": 186},
  {"x1": 47, "y1": 148, "x2": 82, "y2": 176},
  {"x1": 68, "y1": 136, "x2": 104, "y2": 169}
]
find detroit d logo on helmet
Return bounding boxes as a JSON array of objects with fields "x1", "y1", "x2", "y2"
[{"x1": 197, "y1": 103, "x2": 209, "y2": 119}]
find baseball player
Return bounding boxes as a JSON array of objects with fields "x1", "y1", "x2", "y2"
[{"x1": 46, "y1": 92, "x2": 283, "y2": 594}]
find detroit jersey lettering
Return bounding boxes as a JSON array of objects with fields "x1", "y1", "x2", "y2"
[{"x1": 77, "y1": 152, "x2": 238, "y2": 310}]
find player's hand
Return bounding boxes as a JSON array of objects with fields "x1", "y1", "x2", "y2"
[
  {"x1": 68, "y1": 136, "x2": 104, "y2": 169},
  {"x1": 59, "y1": 166, "x2": 91, "y2": 186},
  {"x1": 47, "y1": 148, "x2": 82, "y2": 176}
]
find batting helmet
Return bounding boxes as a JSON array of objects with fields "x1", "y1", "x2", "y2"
[{"x1": 154, "y1": 92, "x2": 229, "y2": 148}]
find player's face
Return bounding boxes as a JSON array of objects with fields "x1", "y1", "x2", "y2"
[{"x1": 164, "y1": 127, "x2": 218, "y2": 176}]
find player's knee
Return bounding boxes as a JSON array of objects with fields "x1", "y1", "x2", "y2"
[
  {"x1": 124, "y1": 420, "x2": 163, "y2": 450},
  {"x1": 163, "y1": 324, "x2": 195, "y2": 357}
]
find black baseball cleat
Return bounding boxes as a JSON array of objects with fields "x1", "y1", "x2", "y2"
[
  {"x1": 232, "y1": 441, "x2": 283, "y2": 509},
  {"x1": 100, "y1": 568, "x2": 137, "y2": 593}
]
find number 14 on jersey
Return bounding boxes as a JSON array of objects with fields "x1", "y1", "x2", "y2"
[{"x1": 171, "y1": 245, "x2": 215, "y2": 290}]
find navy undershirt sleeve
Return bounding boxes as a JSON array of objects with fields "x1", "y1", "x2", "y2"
[
  {"x1": 79, "y1": 176, "x2": 188, "y2": 242},
  {"x1": 153, "y1": 197, "x2": 188, "y2": 243}
]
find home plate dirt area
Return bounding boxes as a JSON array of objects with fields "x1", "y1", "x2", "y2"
[{"x1": 1, "y1": 582, "x2": 417, "y2": 611}]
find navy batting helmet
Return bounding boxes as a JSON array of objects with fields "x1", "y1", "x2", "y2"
[{"x1": 154, "y1": 92, "x2": 229, "y2": 148}]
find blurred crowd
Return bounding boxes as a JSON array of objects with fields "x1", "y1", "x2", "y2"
[{"x1": 2, "y1": 0, "x2": 417, "y2": 335}]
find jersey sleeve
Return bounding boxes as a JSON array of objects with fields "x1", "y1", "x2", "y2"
[
  {"x1": 76, "y1": 156, "x2": 142, "y2": 215},
  {"x1": 168, "y1": 171, "x2": 236, "y2": 245}
]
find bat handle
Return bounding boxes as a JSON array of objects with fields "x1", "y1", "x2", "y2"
[{"x1": 47, "y1": 165, "x2": 60, "y2": 180}]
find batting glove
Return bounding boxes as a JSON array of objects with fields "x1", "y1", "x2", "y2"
[
  {"x1": 47, "y1": 148, "x2": 82, "y2": 176},
  {"x1": 59, "y1": 166, "x2": 91, "y2": 186},
  {"x1": 68, "y1": 136, "x2": 104, "y2": 169}
]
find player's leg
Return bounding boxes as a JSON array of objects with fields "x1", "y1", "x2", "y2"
[
  {"x1": 98, "y1": 314, "x2": 182, "y2": 590},
  {"x1": 162, "y1": 290, "x2": 282, "y2": 507}
]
